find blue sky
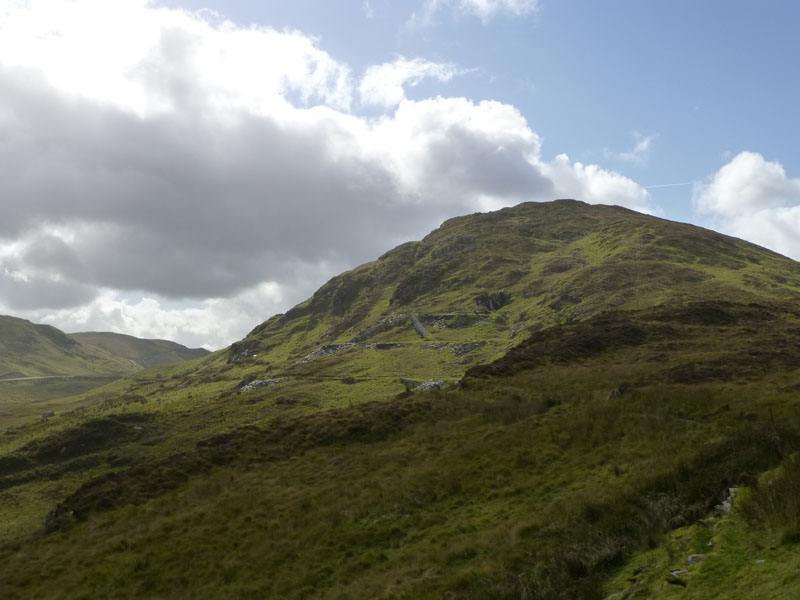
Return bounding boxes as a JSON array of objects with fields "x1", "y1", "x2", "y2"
[{"x1": 1, "y1": 0, "x2": 798, "y2": 348}]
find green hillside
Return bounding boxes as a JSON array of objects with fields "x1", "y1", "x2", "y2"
[
  {"x1": 224, "y1": 200, "x2": 800, "y2": 406},
  {"x1": 0, "y1": 316, "x2": 133, "y2": 379},
  {"x1": 2, "y1": 200, "x2": 800, "y2": 599},
  {"x1": 0, "y1": 319, "x2": 210, "y2": 427},
  {"x1": 69, "y1": 332, "x2": 210, "y2": 368}
]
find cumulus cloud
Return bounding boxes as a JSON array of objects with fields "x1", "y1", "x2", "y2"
[
  {"x1": 359, "y1": 57, "x2": 462, "y2": 108},
  {"x1": 0, "y1": 0, "x2": 653, "y2": 348},
  {"x1": 409, "y1": 0, "x2": 540, "y2": 26},
  {"x1": 694, "y1": 151, "x2": 800, "y2": 259}
]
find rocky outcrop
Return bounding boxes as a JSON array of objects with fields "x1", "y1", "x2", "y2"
[
  {"x1": 351, "y1": 314, "x2": 409, "y2": 342},
  {"x1": 227, "y1": 340, "x2": 260, "y2": 364},
  {"x1": 300, "y1": 342, "x2": 413, "y2": 363},
  {"x1": 400, "y1": 379, "x2": 448, "y2": 392},
  {"x1": 239, "y1": 379, "x2": 286, "y2": 392},
  {"x1": 300, "y1": 340, "x2": 485, "y2": 364},
  {"x1": 424, "y1": 314, "x2": 488, "y2": 329}
]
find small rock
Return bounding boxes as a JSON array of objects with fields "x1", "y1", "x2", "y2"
[
  {"x1": 670, "y1": 569, "x2": 688, "y2": 577},
  {"x1": 755, "y1": 559, "x2": 766, "y2": 564},
  {"x1": 687, "y1": 554, "x2": 705, "y2": 565},
  {"x1": 417, "y1": 379, "x2": 448, "y2": 391},
  {"x1": 400, "y1": 378, "x2": 448, "y2": 392},
  {"x1": 713, "y1": 486, "x2": 739, "y2": 516}
]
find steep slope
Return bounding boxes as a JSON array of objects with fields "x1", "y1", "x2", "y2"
[
  {"x1": 69, "y1": 332, "x2": 209, "y2": 368},
  {"x1": 3, "y1": 200, "x2": 800, "y2": 599}
]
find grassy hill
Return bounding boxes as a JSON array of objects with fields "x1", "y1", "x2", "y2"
[
  {"x1": 69, "y1": 332, "x2": 209, "y2": 368},
  {"x1": 0, "y1": 316, "x2": 133, "y2": 380},
  {"x1": 0, "y1": 319, "x2": 210, "y2": 427},
  {"x1": 2, "y1": 200, "x2": 800, "y2": 599}
]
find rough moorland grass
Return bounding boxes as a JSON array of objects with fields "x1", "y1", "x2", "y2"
[
  {"x1": 5, "y1": 299, "x2": 800, "y2": 598},
  {"x1": 738, "y1": 453, "x2": 800, "y2": 541},
  {"x1": 0, "y1": 380, "x2": 794, "y2": 600}
]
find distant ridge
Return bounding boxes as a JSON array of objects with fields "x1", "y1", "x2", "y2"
[
  {"x1": 0, "y1": 315, "x2": 208, "y2": 379},
  {"x1": 69, "y1": 332, "x2": 209, "y2": 369}
]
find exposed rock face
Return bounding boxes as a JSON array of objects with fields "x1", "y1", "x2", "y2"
[
  {"x1": 424, "y1": 314, "x2": 487, "y2": 329},
  {"x1": 300, "y1": 340, "x2": 484, "y2": 364},
  {"x1": 352, "y1": 312, "x2": 488, "y2": 343},
  {"x1": 227, "y1": 340, "x2": 260, "y2": 364}
]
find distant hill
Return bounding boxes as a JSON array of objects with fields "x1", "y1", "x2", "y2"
[
  {"x1": 69, "y1": 332, "x2": 209, "y2": 369},
  {"x1": 0, "y1": 317, "x2": 210, "y2": 380},
  {"x1": 0, "y1": 315, "x2": 133, "y2": 379}
]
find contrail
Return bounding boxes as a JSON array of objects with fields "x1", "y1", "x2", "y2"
[{"x1": 643, "y1": 182, "x2": 693, "y2": 189}]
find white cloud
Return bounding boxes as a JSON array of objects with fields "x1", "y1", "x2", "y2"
[
  {"x1": 410, "y1": 0, "x2": 540, "y2": 26},
  {"x1": 545, "y1": 154, "x2": 655, "y2": 214},
  {"x1": 29, "y1": 284, "x2": 285, "y2": 351},
  {"x1": 618, "y1": 132, "x2": 658, "y2": 165},
  {"x1": 695, "y1": 151, "x2": 798, "y2": 216},
  {"x1": 694, "y1": 151, "x2": 800, "y2": 259},
  {"x1": 0, "y1": 0, "x2": 353, "y2": 115},
  {"x1": 0, "y1": 0, "x2": 654, "y2": 349},
  {"x1": 359, "y1": 57, "x2": 462, "y2": 108}
]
